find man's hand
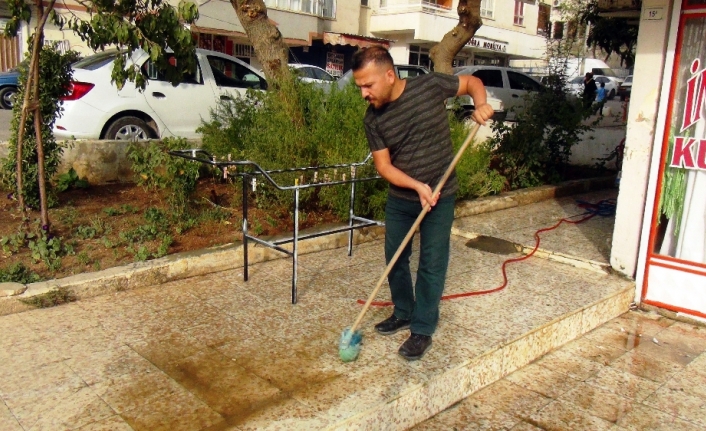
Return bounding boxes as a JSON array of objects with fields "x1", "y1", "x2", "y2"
[
  {"x1": 415, "y1": 182, "x2": 439, "y2": 208},
  {"x1": 472, "y1": 103, "x2": 494, "y2": 125}
]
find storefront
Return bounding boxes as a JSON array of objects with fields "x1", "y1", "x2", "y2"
[
  {"x1": 638, "y1": 0, "x2": 706, "y2": 319},
  {"x1": 289, "y1": 32, "x2": 391, "y2": 77}
]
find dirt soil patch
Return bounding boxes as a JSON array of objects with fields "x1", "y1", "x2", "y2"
[{"x1": 0, "y1": 179, "x2": 340, "y2": 282}]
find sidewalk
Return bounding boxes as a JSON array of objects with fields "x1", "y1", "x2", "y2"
[
  {"x1": 0, "y1": 189, "x2": 635, "y2": 430},
  {"x1": 414, "y1": 309, "x2": 706, "y2": 430}
]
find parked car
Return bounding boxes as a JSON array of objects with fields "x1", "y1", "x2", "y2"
[
  {"x1": 289, "y1": 63, "x2": 336, "y2": 85},
  {"x1": 336, "y1": 64, "x2": 430, "y2": 90},
  {"x1": 618, "y1": 75, "x2": 633, "y2": 101},
  {"x1": 54, "y1": 48, "x2": 267, "y2": 140},
  {"x1": 452, "y1": 66, "x2": 543, "y2": 120},
  {"x1": 568, "y1": 75, "x2": 620, "y2": 100},
  {"x1": 336, "y1": 64, "x2": 504, "y2": 120},
  {"x1": 0, "y1": 67, "x2": 20, "y2": 110}
]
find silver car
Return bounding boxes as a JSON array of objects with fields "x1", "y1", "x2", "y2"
[{"x1": 452, "y1": 66, "x2": 544, "y2": 121}]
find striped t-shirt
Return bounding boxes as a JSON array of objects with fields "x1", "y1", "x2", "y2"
[{"x1": 364, "y1": 72, "x2": 460, "y2": 201}]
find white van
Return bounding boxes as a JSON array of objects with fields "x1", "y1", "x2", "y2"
[{"x1": 555, "y1": 57, "x2": 618, "y2": 81}]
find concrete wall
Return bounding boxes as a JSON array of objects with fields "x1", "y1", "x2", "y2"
[
  {"x1": 610, "y1": 0, "x2": 674, "y2": 278},
  {"x1": 0, "y1": 139, "x2": 196, "y2": 185},
  {"x1": 569, "y1": 127, "x2": 626, "y2": 170},
  {"x1": 0, "y1": 122, "x2": 621, "y2": 186},
  {"x1": 325, "y1": 1, "x2": 361, "y2": 34}
]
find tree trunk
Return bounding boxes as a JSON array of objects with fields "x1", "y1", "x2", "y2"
[
  {"x1": 430, "y1": 0, "x2": 483, "y2": 75},
  {"x1": 230, "y1": 0, "x2": 291, "y2": 83},
  {"x1": 15, "y1": 0, "x2": 54, "y2": 218}
]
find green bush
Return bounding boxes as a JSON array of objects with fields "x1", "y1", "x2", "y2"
[
  {"x1": 488, "y1": 85, "x2": 591, "y2": 189},
  {"x1": 0, "y1": 263, "x2": 41, "y2": 284},
  {"x1": 198, "y1": 80, "x2": 503, "y2": 220},
  {"x1": 0, "y1": 46, "x2": 81, "y2": 209},
  {"x1": 127, "y1": 137, "x2": 201, "y2": 215},
  {"x1": 449, "y1": 116, "x2": 505, "y2": 199}
]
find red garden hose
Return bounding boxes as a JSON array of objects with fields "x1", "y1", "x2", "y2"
[{"x1": 357, "y1": 199, "x2": 616, "y2": 307}]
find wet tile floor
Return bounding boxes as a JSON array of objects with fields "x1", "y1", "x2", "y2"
[
  {"x1": 0, "y1": 189, "x2": 642, "y2": 430},
  {"x1": 413, "y1": 310, "x2": 706, "y2": 431},
  {"x1": 454, "y1": 189, "x2": 618, "y2": 265}
]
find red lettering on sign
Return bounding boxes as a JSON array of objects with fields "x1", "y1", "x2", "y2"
[{"x1": 670, "y1": 137, "x2": 697, "y2": 169}]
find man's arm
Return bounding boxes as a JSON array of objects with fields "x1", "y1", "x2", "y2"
[
  {"x1": 372, "y1": 148, "x2": 439, "y2": 207},
  {"x1": 457, "y1": 75, "x2": 494, "y2": 125}
]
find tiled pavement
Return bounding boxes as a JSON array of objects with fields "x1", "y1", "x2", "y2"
[
  {"x1": 0, "y1": 188, "x2": 679, "y2": 431},
  {"x1": 413, "y1": 310, "x2": 706, "y2": 430}
]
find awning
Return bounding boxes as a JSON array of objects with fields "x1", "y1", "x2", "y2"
[{"x1": 322, "y1": 32, "x2": 392, "y2": 49}]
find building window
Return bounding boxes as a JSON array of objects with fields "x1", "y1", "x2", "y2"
[
  {"x1": 474, "y1": 55, "x2": 502, "y2": 67},
  {"x1": 513, "y1": 0, "x2": 524, "y2": 26},
  {"x1": 537, "y1": 3, "x2": 550, "y2": 36},
  {"x1": 567, "y1": 20, "x2": 578, "y2": 39},
  {"x1": 265, "y1": 0, "x2": 335, "y2": 19},
  {"x1": 361, "y1": 0, "x2": 368, "y2": 6},
  {"x1": 480, "y1": 0, "x2": 494, "y2": 19},
  {"x1": 409, "y1": 45, "x2": 432, "y2": 70},
  {"x1": 553, "y1": 21, "x2": 564, "y2": 39}
]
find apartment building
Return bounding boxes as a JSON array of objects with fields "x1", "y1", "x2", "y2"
[
  {"x1": 361, "y1": 0, "x2": 549, "y2": 69},
  {"x1": 5, "y1": 0, "x2": 385, "y2": 77},
  {"x1": 5, "y1": 0, "x2": 556, "y2": 75}
]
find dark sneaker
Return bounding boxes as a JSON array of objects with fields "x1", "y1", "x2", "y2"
[
  {"x1": 398, "y1": 333, "x2": 432, "y2": 361},
  {"x1": 374, "y1": 314, "x2": 411, "y2": 335}
]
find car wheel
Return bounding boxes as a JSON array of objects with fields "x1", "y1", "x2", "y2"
[
  {"x1": 0, "y1": 86, "x2": 18, "y2": 109},
  {"x1": 608, "y1": 89, "x2": 616, "y2": 100},
  {"x1": 104, "y1": 116, "x2": 155, "y2": 140}
]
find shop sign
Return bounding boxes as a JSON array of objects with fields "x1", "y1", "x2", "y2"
[
  {"x1": 669, "y1": 58, "x2": 706, "y2": 170},
  {"x1": 642, "y1": 13, "x2": 706, "y2": 319},
  {"x1": 466, "y1": 37, "x2": 508, "y2": 53},
  {"x1": 326, "y1": 51, "x2": 344, "y2": 77}
]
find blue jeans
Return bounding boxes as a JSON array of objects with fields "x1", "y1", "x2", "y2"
[{"x1": 385, "y1": 193, "x2": 455, "y2": 336}]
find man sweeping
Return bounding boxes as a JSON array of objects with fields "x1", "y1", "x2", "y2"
[{"x1": 352, "y1": 46, "x2": 493, "y2": 360}]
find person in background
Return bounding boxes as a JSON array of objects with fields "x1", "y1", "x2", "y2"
[
  {"x1": 582, "y1": 72, "x2": 597, "y2": 110},
  {"x1": 595, "y1": 82, "x2": 607, "y2": 117}
]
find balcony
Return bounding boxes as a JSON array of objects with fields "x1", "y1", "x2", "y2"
[
  {"x1": 375, "y1": 0, "x2": 455, "y2": 16},
  {"x1": 370, "y1": 0, "x2": 458, "y2": 42},
  {"x1": 264, "y1": 0, "x2": 336, "y2": 19}
]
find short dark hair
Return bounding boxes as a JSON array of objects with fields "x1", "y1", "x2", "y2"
[{"x1": 352, "y1": 45, "x2": 394, "y2": 72}]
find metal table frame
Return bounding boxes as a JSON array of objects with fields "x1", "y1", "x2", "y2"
[{"x1": 169, "y1": 149, "x2": 384, "y2": 303}]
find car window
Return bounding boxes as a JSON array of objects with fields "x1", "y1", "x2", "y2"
[
  {"x1": 591, "y1": 67, "x2": 617, "y2": 77},
  {"x1": 624, "y1": 76, "x2": 633, "y2": 83},
  {"x1": 300, "y1": 67, "x2": 316, "y2": 79},
  {"x1": 312, "y1": 68, "x2": 334, "y2": 81},
  {"x1": 570, "y1": 76, "x2": 584, "y2": 84},
  {"x1": 595, "y1": 76, "x2": 609, "y2": 84},
  {"x1": 471, "y1": 69, "x2": 503, "y2": 88},
  {"x1": 397, "y1": 67, "x2": 425, "y2": 79},
  {"x1": 208, "y1": 55, "x2": 267, "y2": 90},
  {"x1": 507, "y1": 71, "x2": 542, "y2": 91},
  {"x1": 143, "y1": 54, "x2": 203, "y2": 85},
  {"x1": 73, "y1": 51, "x2": 118, "y2": 70}
]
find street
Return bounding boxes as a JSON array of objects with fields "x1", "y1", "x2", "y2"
[{"x1": 0, "y1": 108, "x2": 12, "y2": 143}]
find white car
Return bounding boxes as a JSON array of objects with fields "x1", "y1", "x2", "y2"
[
  {"x1": 54, "y1": 48, "x2": 267, "y2": 140},
  {"x1": 452, "y1": 66, "x2": 544, "y2": 120},
  {"x1": 568, "y1": 75, "x2": 620, "y2": 100},
  {"x1": 289, "y1": 63, "x2": 336, "y2": 85}
]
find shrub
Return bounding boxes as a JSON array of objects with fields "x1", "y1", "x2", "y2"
[
  {"x1": 488, "y1": 83, "x2": 591, "y2": 189},
  {"x1": 0, "y1": 46, "x2": 81, "y2": 209},
  {"x1": 0, "y1": 263, "x2": 41, "y2": 284},
  {"x1": 198, "y1": 80, "x2": 503, "y2": 220},
  {"x1": 127, "y1": 136, "x2": 201, "y2": 215}
]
